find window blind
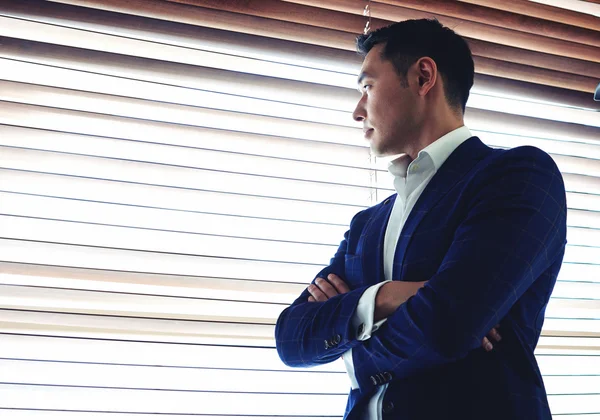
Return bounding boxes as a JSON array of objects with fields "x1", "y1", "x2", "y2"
[{"x1": 0, "y1": 0, "x2": 599, "y2": 418}]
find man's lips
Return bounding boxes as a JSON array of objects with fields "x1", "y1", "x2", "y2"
[{"x1": 363, "y1": 128, "x2": 374, "y2": 138}]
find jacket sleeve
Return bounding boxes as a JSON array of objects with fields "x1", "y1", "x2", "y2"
[
  {"x1": 351, "y1": 147, "x2": 567, "y2": 388},
  {"x1": 275, "y1": 211, "x2": 371, "y2": 367}
]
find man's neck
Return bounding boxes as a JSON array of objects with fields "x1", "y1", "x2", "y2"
[{"x1": 406, "y1": 118, "x2": 464, "y2": 160}]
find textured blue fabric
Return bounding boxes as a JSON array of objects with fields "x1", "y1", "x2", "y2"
[{"x1": 275, "y1": 137, "x2": 567, "y2": 419}]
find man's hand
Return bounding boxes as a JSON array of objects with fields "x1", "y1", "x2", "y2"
[
  {"x1": 483, "y1": 325, "x2": 502, "y2": 351},
  {"x1": 374, "y1": 280, "x2": 426, "y2": 321},
  {"x1": 375, "y1": 281, "x2": 502, "y2": 352},
  {"x1": 307, "y1": 274, "x2": 350, "y2": 302}
]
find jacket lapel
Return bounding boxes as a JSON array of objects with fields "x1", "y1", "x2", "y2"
[
  {"x1": 393, "y1": 137, "x2": 491, "y2": 279},
  {"x1": 360, "y1": 194, "x2": 396, "y2": 285}
]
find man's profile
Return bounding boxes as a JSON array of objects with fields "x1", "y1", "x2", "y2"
[{"x1": 275, "y1": 18, "x2": 566, "y2": 420}]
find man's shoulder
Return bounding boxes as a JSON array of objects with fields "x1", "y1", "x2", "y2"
[
  {"x1": 349, "y1": 194, "x2": 396, "y2": 226},
  {"x1": 484, "y1": 145, "x2": 558, "y2": 171},
  {"x1": 468, "y1": 144, "x2": 562, "y2": 190},
  {"x1": 467, "y1": 144, "x2": 565, "y2": 206}
]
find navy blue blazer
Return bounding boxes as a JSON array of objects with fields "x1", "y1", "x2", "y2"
[{"x1": 275, "y1": 137, "x2": 567, "y2": 419}]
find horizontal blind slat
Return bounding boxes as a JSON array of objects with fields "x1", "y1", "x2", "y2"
[
  {"x1": 0, "y1": 169, "x2": 363, "y2": 225},
  {"x1": 0, "y1": 412, "x2": 344, "y2": 420},
  {"x1": 0, "y1": 80, "x2": 364, "y2": 144},
  {"x1": 0, "y1": 192, "x2": 347, "y2": 246},
  {"x1": 0, "y1": 333, "x2": 343, "y2": 372},
  {"x1": 0, "y1": 359, "x2": 348, "y2": 394},
  {"x1": 0, "y1": 309, "x2": 277, "y2": 347},
  {"x1": 48, "y1": 0, "x2": 600, "y2": 65},
  {"x1": 0, "y1": 382, "x2": 593, "y2": 414},
  {"x1": 0, "y1": 39, "x2": 357, "y2": 110},
  {"x1": 0, "y1": 147, "x2": 373, "y2": 207},
  {"x1": 563, "y1": 245, "x2": 600, "y2": 265},
  {"x1": 0, "y1": 58, "x2": 358, "y2": 125},
  {"x1": 0, "y1": 239, "x2": 324, "y2": 284},
  {"x1": 0, "y1": 124, "x2": 372, "y2": 169},
  {"x1": 552, "y1": 281, "x2": 600, "y2": 300},
  {"x1": 537, "y1": 336, "x2": 600, "y2": 355},
  {"x1": 0, "y1": 284, "x2": 286, "y2": 323},
  {"x1": 0, "y1": 283, "x2": 594, "y2": 324},
  {"x1": 456, "y1": 0, "x2": 600, "y2": 30},
  {"x1": 543, "y1": 318, "x2": 600, "y2": 337},
  {"x1": 2, "y1": 97, "x2": 597, "y2": 155},
  {"x1": 0, "y1": 215, "x2": 336, "y2": 265},
  {"x1": 5, "y1": 145, "x2": 600, "y2": 211},
  {"x1": 3, "y1": 214, "x2": 600, "y2": 266},
  {"x1": 3, "y1": 191, "x2": 598, "y2": 251},
  {"x1": 2, "y1": 357, "x2": 598, "y2": 395},
  {"x1": 1, "y1": 0, "x2": 362, "y2": 70},
  {"x1": 7, "y1": 124, "x2": 600, "y2": 191},
  {"x1": 0, "y1": 126, "x2": 376, "y2": 188},
  {"x1": 3, "y1": 76, "x2": 597, "y2": 150},
  {"x1": 370, "y1": 0, "x2": 600, "y2": 47},
  {"x1": 0, "y1": 262, "x2": 306, "y2": 303},
  {"x1": 1, "y1": 56, "x2": 598, "y2": 127},
  {"x1": 0, "y1": 384, "x2": 349, "y2": 415},
  {"x1": 3, "y1": 262, "x2": 598, "y2": 308},
  {"x1": 549, "y1": 394, "x2": 600, "y2": 415},
  {"x1": 1, "y1": 334, "x2": 593, "y2": 374},
  {"x1": 0, "y1": 15, "x2": 357, "y2": 88},
  {"x1": 546, "y1": 298, "x2": 600, "y2": 320},
  {"x1": 2, "y1": 33, "x2": 595, "y2": 111},
  {"x1": 559, "y1": 263, "x2": 600, "y2": 283}
]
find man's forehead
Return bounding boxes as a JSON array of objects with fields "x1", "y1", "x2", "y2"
[
  {"x1": 357, "y1": 45, "x2": 384, "y2": 80},
  {"x1": 357, "y1": 60, "x2": 378, "y2": 85}
]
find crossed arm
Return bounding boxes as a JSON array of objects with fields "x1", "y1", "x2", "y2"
[
  {"x1": 275, "y1": 148, "x2": 567, "y2": 386},
  {"x1": 308, "y1": 274, "x2": 502, "y2": 352}
]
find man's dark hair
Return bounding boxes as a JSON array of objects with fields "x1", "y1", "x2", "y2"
[{"x1": 356, "y1": 19, "x2": 474, "y2": 113}]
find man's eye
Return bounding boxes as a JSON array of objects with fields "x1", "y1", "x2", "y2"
[{"x1": 363, "y1": 84, "x2": 372, "y2": 91}]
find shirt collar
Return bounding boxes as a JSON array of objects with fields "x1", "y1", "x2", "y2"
[
  {"x1": 420, "y1": 125, "x2": 472, "y2": 171},
  {"x1": 387, "y1": 125, "x2": 472, "y2": 177}
]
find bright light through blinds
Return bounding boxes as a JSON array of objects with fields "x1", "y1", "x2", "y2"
[
  {"x1": 0, "y1": 51, "x2": 598, "y2": 129},
  {"x1": 0, "y1": 1, "x2": 599, "y2": 419}
]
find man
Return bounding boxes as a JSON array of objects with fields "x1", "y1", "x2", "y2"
[{"x1": 275, "y1": 19, "x2": 566, "y2": 420}]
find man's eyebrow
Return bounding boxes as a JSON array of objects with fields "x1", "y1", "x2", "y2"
[{"x1": 357, "y1": 71, "x2": 371, "y2": 86}]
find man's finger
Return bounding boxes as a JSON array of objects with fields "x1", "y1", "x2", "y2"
[
  {"x1": 482, "y1": 336, "x2": 494, "y2": 352},
  {"x1": 315, "y1": 277, "x2": 339, "y2": 299},
  {"x1": 328, "y1": 274, "x2": 350, "y2": 294},
  {"x1": 308, "y1": 296, "x2": 315, "y2": 302},
  {"x1": 308, "y1": 284, "x2": 328, "y2": 302},
  {"x1": 488, "y1": 328, "x2": 502, "y2": 342}
]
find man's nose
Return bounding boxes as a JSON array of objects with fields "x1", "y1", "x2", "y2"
[{"x1": 352, "y1": 100, "x2": 365, "y2": 122}]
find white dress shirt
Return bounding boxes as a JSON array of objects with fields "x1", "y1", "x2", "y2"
[{"x1": 343, "y1": 126, "x2": 473, "y2": 419}]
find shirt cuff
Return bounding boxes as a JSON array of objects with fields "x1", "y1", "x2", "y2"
[
  {"x1": 343, "y1": 348, "x2": 359, "y2": 390},
  {"x1": 352, "y1": 280, "x2": 392, "y2": 341}
]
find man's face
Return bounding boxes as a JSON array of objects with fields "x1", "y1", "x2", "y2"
[{"x1": 353, "y1": 44, "x2": 421, "y2": 157}]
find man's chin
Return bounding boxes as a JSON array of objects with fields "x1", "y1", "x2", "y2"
[
  {"x1": 369, "y1": 137, "x2": 404, "y2": 158},
  {"x1": 371, "y1": 149, "x2": 386, "y2": 158},
  {"x1": 370, "y1": 142, "x2": 390, "y2": 158}
]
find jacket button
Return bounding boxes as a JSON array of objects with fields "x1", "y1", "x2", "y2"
[
  {"x1": 333, "y1": 334, "x2": 341, "y2": 344},
  {"x1": 370, "y1": 375, "x2": 378, "y2": 386},
  {"x1": 324, "y1": 340, "x2": 330, "y2": 349},
  {"x1": 383, "y1": 371, "x2": 393, "y2": 382},
  {"x1": 383, "y1": 198, "x2": 390, "y2": 205},
  {"x1": 383, "y1": 401, "x2": 395, "y2": 414}
]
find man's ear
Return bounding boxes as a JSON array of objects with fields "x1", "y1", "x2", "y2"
[{"x1": 415, "y1": 57, "x2": 437, "y2": 96}]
